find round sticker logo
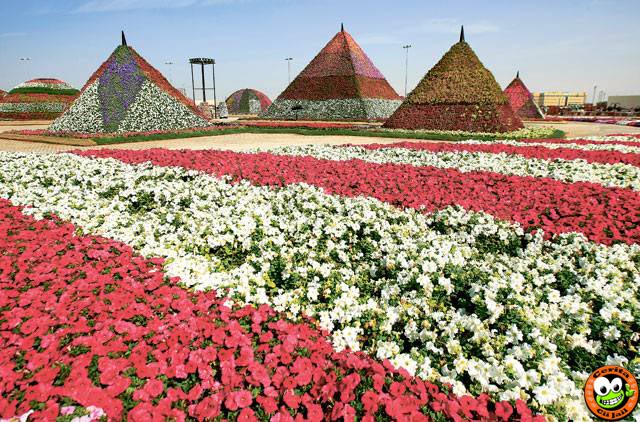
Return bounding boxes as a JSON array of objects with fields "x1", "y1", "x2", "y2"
[{"x1": 584, "y1": 365, "x2": 638, "y2": 421}]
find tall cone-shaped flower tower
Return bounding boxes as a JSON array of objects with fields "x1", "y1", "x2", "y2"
[
  {"x1": 384, "y1": 27, "x2": 523, "y2": 132},
  {"x1": 262, "y1": 24, "x2": 402, "y2": 121},
  {"x1": 49, "y1": 32, "x2": 209, "y2": 134}
]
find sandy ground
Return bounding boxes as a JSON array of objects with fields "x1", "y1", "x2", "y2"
[{"x1": 0, "y1": 121, "x2": 638, "y2": 154}]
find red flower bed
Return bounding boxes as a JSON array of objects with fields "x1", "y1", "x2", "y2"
[
  {"x1": 0, "y1": 93, "x2": 76, "y2": 104},
  {"x1": 383, "y1": 103, "x2": 523, "y2": 132},
  {"x1": 355, "y1": 140, "x2": 640, "y2": 167},
  {"x1": 75, "y1": 149, "x2": 640, "y2": 245},
  {"x1": 0, "y1": 199, "x2": 541, "y2": 421}
]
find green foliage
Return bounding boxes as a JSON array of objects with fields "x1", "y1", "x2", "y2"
[{"x1": 9, "y1": 87, "x2": 79, "y2": 96}]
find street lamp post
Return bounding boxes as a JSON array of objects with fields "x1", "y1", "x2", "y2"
[
  {"x1": 285, "y1": 57, "x2": 293, "y2": 84},
  {"x1": 402, "y1": 45, "x2": 411, "y2": 97}
]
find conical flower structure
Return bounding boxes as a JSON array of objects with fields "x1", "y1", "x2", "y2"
[
  {"x1": 262, "y1": 28, "x2": 402, "y2": 121},
  {"x1": 384, "y1": 35, "x2": 523, "y2": 132},
  {"x1": 226, "y1": 88, "x2": 272, "y2": 114},
  {"x1": 0, "y1": 78, "x2": 79, "y2": 120},
  {"x1": 49, "y1": 44, "x2": 209, "y2": 134},
  {"x1": 504, "y1": 73, "x2": 544, "y2": 119}
]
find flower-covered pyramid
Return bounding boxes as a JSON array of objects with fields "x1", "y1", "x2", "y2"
[
  {"x1": 226, "y1": 88, "x2": 272, "y2": 114},
  {"x1": 0, "y1": 78, "x2": 79, "y2": 120},
  {"x1": 49, "y1": 33, "x2": 209, "y2": 134},
  {"x1": 384, "y1": 27, "x2": 523, "y2": 132},
  {"x1": 504, "y1": 71, "x2": 544, "y2": 119},
  {"x1": 262, "y1": 25, "x2": 402, "y2": 121}
]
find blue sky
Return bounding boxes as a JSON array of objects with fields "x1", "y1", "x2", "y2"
[{"x1": 0, "y1": 0, "x2": 638, "y2": 102}]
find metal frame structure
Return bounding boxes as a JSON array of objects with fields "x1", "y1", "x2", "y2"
[{"x1": 189, "y1": 57, "x2": 218, "y2": 119}]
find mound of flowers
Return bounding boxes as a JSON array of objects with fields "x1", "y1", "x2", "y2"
[
  {"x1": 2, "y1": 143, "x2": 639, "y2": 420},
  {"x1": 503, "y1": 73, "x2": 544, "y2": 119},
  {"x1": 0, "y1": 198, "x2": 542, "y2": 421},
  {"x1": 262, "y1": 27, "x2": 402, "y2": 121},
  {"x1": 48, "y1": 43, "x2": 209, "y2": 134},
  {"x1": 384, "y1": 30, "x2": 523, "y2": 132},
  {"x1": 226, "y1": 89, "x2": 272, "y2": 115},
  {"x1": 0, "y1": 78, "x2": 79, "y2": 120}
]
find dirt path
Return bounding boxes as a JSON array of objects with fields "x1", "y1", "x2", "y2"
[{"x1": 1, "y1": 122, "x2": 638, "y2": 154}]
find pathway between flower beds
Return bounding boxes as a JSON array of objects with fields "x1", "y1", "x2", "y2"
[{"x1": 0, "y1": 199, "x2": 538, "y2": 421}]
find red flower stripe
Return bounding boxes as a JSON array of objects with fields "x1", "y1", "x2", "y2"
[
  {"x1": 0, "y1": 199, "x2": 541, "y2": 421},
  {"x1": 354, "y1": 140, "x2": 640, "y2": 167},
  {"x1": 74, "y1": 149, "x2": 640, "y2": 245}
]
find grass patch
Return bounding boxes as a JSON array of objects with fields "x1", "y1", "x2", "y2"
[
  {"x1": 8, "y1": 87, "x2": 79, "y2": 96},
  {"x1": 92, "y1": 127, "x2": 565, "y2": 145}
]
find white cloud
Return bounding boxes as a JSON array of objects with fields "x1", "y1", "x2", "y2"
[
  {"x1": 74, "y1": 0, "x2": 239, "y2": 13},
  {"x1": 0, "y1": 32, "x2": 27, "y2": 37}
]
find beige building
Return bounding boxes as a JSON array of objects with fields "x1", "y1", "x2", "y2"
[
  {"x1": 607, "y1": 95, "x2": 640, "y2": 110},
  {"x1": 532, "y1": 92, "x2": 587, "y2": 107}
]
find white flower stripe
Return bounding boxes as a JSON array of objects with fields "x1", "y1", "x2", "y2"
[{"x1": 462, "y1": 139, "x2": 640, "y2": 154}]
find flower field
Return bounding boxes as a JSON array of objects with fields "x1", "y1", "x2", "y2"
[{"x1": 1, "y1": 135, "x2": 639, "y2": 421}]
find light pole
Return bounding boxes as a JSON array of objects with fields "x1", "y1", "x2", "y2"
[
  {"x1": 285, "y1": 57, "x2": 293, "y2": 84},
  {"x1": 164, "y1": 61, "x2": 174, "y2": 85},
  {"x1": 402, "y1": 45, "x2": 411, "y2": 97},
  {"x1": 592, "y1": 85, "x2": 597, "y2": 106},
  {"x1": 19, "y1": 57, "x2": 32, "y2": 80}
]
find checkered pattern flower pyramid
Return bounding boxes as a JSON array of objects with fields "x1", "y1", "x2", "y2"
[
  {"x1": 49, "y1": 37, "x2": 209, "y2": 134},
  {"x1": 504, "y1": 72, "x2": 544, "y2": 119},
  {"x1": 0, "y1": 78, "x2": 79, "y2": 120},
  {"x1": 262, "y1": 25, "x2": 402, "y2": 121},
  {"x1": 384, "y1": 28, "x2": 523, "y2": 132}
]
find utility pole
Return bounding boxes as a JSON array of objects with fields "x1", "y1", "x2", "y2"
[
  {"x1": 592, "y1": 85, "x2": 597, "y2": 106},
  {"x1": 285, "y1": 57, "x2": 293, "y2": 84},
  {"x1": 402, "y1": 45, "x2": 411, "y2": 97}
]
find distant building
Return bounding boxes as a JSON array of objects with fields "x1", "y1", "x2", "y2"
[
  {"x1": 532, "y1": 92, "x2": 586, "y2": 107},
  {"x1": 607, "y1": 95, "x2": 640, "y2": 110}
]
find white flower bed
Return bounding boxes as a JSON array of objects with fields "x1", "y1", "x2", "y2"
[
  {"x1": 261, "y1": 144, "x2": 640, "y2": 191},
  {"x1": 14, "y1": 80, "x2": 75, "y2": 90},
  {"x1": 569, "y1": 135, "x2": 640, "y2": 143},
  {"x1": 117, "y1": 81, "x2": 209, "y2": 133},
  {"x1": 261, "y1": 98, "x2": 401, "y2": 120},
  {"x1": 462, "y1": 139, "x2": 640, "y2": 154},
  {"x1": 48, "y1": 82, "x2": 104, "y2": 133},
  {"x1": 0, "y1": 152, "x2": 638, "y2": 421}
]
